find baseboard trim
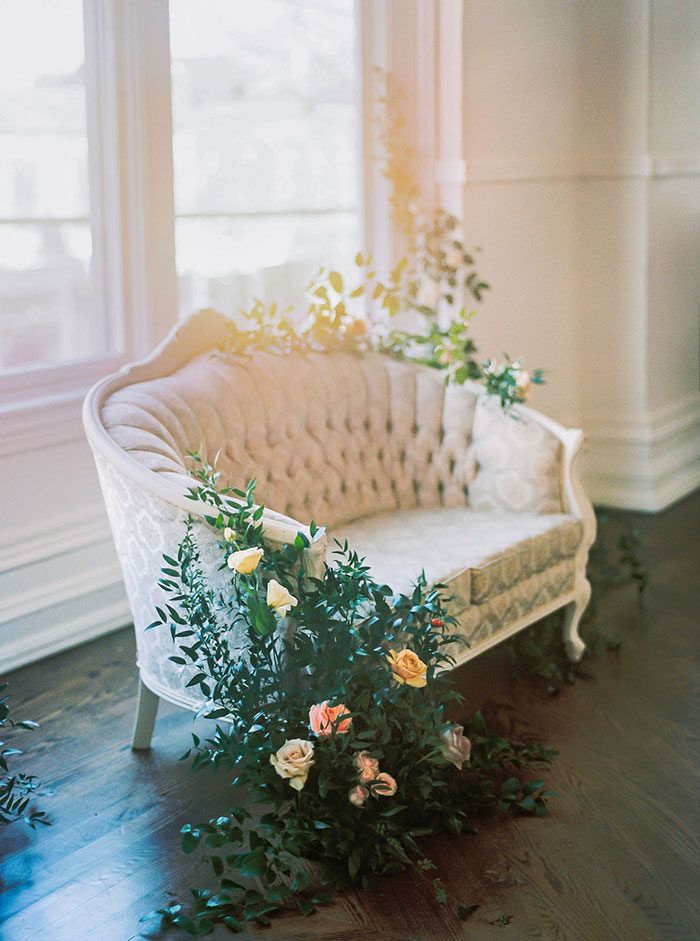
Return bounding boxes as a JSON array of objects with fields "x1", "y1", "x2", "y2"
[
  {"x1": 0, "y1": 597, "x2": 131, "y2": 677},
  {"x1": 584, "y1": 392, "x2": 700, "y2": 511},
  {"x1": 0, "y1": 504, "x2": 113, "y2": 574}
]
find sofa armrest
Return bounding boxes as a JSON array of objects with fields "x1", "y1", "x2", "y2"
[
  {"x1": 467, "y1": 393, "x2": 595, "y2": 545},
  {"x1": 516, "y1": 407, "x2": 596, "y2": 551}
]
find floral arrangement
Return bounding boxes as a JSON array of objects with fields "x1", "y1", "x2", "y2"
[
  {"x1": 215, "y1": 74, "x2": 544, "y2": 412},
  {"x1": 0, "y1": 683, "x2": 47, "y2": 828},
  {"x1": 149, "y1": 458, "x2": 557, "y2": 934}
]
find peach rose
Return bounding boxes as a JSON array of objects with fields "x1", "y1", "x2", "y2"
[
  {"x1": 309, "y1": 701, "x2": 353, "y2": 736},
  {"x1": 347, "y1": 319, "x2": 367, "y2": 338},
  {"x1": 369, "y1": 772, "x2": 397, "y2": 797},
  {"x1": 354, "y1": 750, "x2": 380, "y2": 784},
  {"x1": 269, "y1": 738, "x2": 314, "y2": 791},
  {"x1": 444, "y1": 246, "x2": 463, "y2": 269},
  {"x1": 348, "y1": 784, "x2": 369, "y2": 807},
  {"x1": 515, "y1": 369, "x2": 531, "y2": 399},
  {"x1": 441, "y1": 724, "x2": 472, "y2": 770},
  {"x1": 387, "y1": 648, "x2": 428, "y2": 688},
  {"x1": 266, "y1": 579, "x2": 298, "y2": 616},
  {"x1": 227, "y1": 546, "x2": 264, "y2": 574}
]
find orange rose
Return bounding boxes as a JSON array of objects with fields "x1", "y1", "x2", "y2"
[{"x1": 387, "y1": 648, "x2": 428, "y2": 688}]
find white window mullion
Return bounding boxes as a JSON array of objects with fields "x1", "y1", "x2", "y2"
[{"x1": 114, "y1": 0, "x2": 178, "y2": 356}]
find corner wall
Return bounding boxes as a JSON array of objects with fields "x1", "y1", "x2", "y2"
[{"x1": 457, "y1": 0, "x2": 700, "y2": 510}]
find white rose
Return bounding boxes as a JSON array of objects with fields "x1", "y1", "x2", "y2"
[
  {"x1": 227, "y1": 546, "x2": 264, "y2": 574},
  {"x1": 270, "y1": 738, "x2": 314, "y2": 790},
  {"x1": 223, "y1": 527, "x2": 235, "y2": 542},
  {"x1": 444, "y1": 246, "x2": 462, "y2": 268},
  {"x1": 441, "y1": 724, "x2": 472, "y2": 770},
  {"x1": 266, "y1": 578, "x2": 298, "y2": 616},
  {"x1": 417, "y1": 279, "x2": 441, "y2": 308}
]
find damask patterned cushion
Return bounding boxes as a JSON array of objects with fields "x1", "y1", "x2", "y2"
[
  {"x1": 469, "y1": 397, "x2": 563, "y2": 514},
  {"x1": 329, "y1": 507, "x2": 582, "y2": 610}
]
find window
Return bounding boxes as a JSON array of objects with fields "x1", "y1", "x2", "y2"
[
  {"x1": 169, "y1": 0, "x2": 361, "y2": 319},
  {"x1": 0, "y1": 0, "x2": 114, "y2": 372}
]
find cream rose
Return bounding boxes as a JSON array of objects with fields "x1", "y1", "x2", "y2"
[
  {"x1": 266, "y1": 579, "x2": 298, "y2": 616},
  {"x1": 441, "y1": 724, "x2": 472, "y2": 770},
  {"x1": 270, "y1": 738, "x2": 314, "y2": 791},
  {"x1": 227, "y1": 546, "x2": 264, "y2": 574},
  {"x1": 354, "y1": 750, "x2": 380, "y2": 783},
  {"x1": 348, "y1": 784, "x2": 369, "y2": 807},
  {"x1": 223, "y1": 527, "x2": 235, "y2": 542},
  {"x1": 387, "y1": 648, "x2": 428, "y2": 688},
  {"x1": 369, "y1": 772, "x2": 397, "y2": 797}
]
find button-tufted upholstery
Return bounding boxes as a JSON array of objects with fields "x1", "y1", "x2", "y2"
[
  {"x1": 84, "y1": 309, "x2": 596, "y2": 747},
  {"x1": 101, "y1": 348, "x2": 487, "y2": 529}
]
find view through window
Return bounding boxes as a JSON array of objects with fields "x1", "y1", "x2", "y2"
[
  {"x1": 0, "y1": 1, "x2": 104, "y2": 372},
  {"x1": 169, "y1": 0, "x2": 361, "y2": 321}
]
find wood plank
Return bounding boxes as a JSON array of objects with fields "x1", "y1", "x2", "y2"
[{"x1": 1, "y1": 493, "x2": 698, "y2": 940}]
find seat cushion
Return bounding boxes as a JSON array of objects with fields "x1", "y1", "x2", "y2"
[{"x1": 329, "y1": 507, "x2": 583, "y2": 613}]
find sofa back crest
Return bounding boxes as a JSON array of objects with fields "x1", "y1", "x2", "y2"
[{"x1": 100, "y1": 348, "x2": 482, "y2": 528}]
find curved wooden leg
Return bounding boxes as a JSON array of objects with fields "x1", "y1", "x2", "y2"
[
  {"x1": 132, "y1": 676, "x2": 159, "y2": 750},
  {"x1": 562, "y1": 578, "x2": 591, "y2": 662}
]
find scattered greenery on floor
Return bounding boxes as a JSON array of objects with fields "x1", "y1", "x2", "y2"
[
  {"x1": 504, "y1": 509, "x2": 650, "y2": 693},
  {"x1": 0, "y1": 682, "x2": 48, "y2": 828}
]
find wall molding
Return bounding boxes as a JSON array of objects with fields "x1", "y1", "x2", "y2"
[
  {"x1": 0, "y1": 560, "x2": 122, "y2": 625},
  {"x1": 0, "y1": 503, "x2": 112, "y2": 574},
  {"x1": 584, "y1": 392, "x2": 700, "y2": 511},
  {"x1": 462, "y1": 151, "x2": 700, "y2": 184},
  {"x1": 0, "y1": 597, "x2": 130, "y2": 677}
]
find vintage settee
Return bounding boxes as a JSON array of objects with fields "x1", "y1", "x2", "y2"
[{"x1": 83, "y1": 310, "x2": 595, "y2": 748}]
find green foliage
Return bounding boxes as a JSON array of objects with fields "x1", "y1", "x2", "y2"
[
  {"x1": 213, "y1": 76, "x2": 543, "y2": 414},
  {"x1": 0, "y1": 683, "x2": 48, "y2": 829},
  {"x1": 149, "y1": 461, "x2": 556, "y2": 934},
  {"x1": 504, "y1": 507, "x2": 650, "y2": 693}
]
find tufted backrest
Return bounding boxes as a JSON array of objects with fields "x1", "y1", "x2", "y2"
[{"x1": 100, "y1": 348, "x2": 480, "y2": 528}]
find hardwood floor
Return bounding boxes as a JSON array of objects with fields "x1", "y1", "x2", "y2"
[{"x1": 1, "y1": 493, "x2": 699, "y2": 941}]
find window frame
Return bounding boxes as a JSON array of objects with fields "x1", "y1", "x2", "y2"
[
  {"x1": 0, "y1": 0, "x2": 178, "y2": 444},
  {"x1": 0, "y1": 0, "x2": 413, "y2": 455}
]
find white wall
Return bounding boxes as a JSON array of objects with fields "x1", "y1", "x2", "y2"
[
  {"x1": 458, "y1": 0, "x2": 700, "y2": 510},
  {"x1": 0, "y1": 411, "x2": 129, "y2": 675}
]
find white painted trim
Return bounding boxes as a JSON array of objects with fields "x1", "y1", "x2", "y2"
[
  {"x1": 437, "y1": 0, "x2": 464, "y2": 218},
  {"x1": 0, "y1": 598, "x2": 130, "y2": 677},
  {"x1": 0, "y1": 561, "x2": 122, "y2": 624},
  {"x1": 462, "y1": 152, "x2": 700, "y2": 184},
  {"x1": 0, "y1": 504, "x2": 111, "y2": 574},
  {"x1": 359, "y1": 0, "x2": 392, "y2": 273},
  {"x1": 584, "y1": 392, "x2": 700, "y2": 511}
]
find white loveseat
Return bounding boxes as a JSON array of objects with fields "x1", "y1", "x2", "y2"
[{"x1": 83, "y1": 310, "x2": 595, "y2": 748}]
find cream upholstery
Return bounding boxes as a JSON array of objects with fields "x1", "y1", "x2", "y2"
[
  {"x1": 83, "y1": 310, "x2": 596, "y2": 747},
  {"x1": 330, "y1": 509, "x2": 583, "y2": 611}
]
